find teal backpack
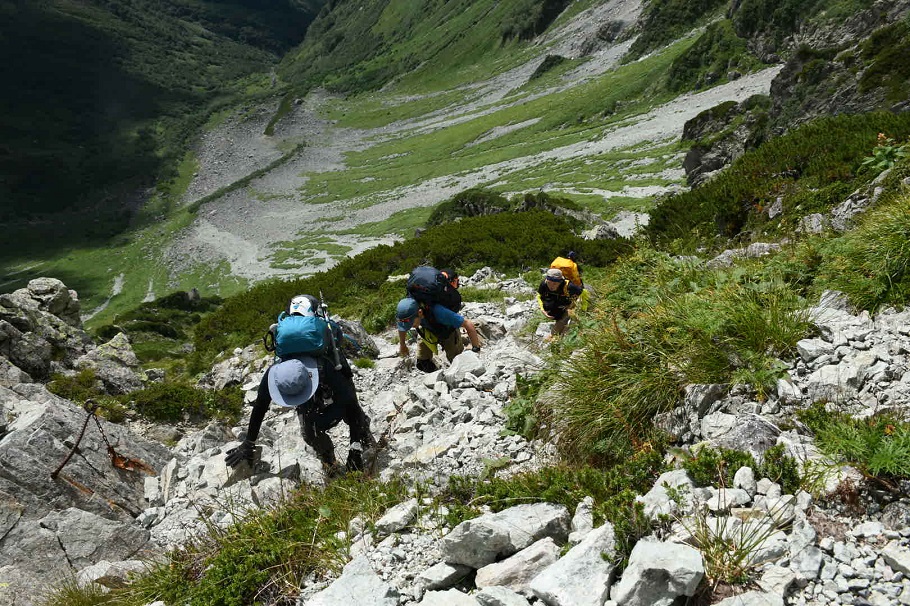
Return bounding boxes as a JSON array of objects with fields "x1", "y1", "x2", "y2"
[{"x1": 274, "y1": 312, "x2": 329, "y2": 358}]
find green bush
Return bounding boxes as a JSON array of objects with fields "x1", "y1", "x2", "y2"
[
  {"x1": 93, "y1": 291, "x2": 223, "y2": 366},
  {"x1": 426, "y1": 188, "x2": 511, "y2": 227},
  {"x1": 530, "y1": 54, "x2": 568, "y2": 80},
  {"x1": 684, "y1": 444, "x2": 801, "y2": 494},
  {"x1": 502, "y1": 373, "x2": 548, "y2": 438},
  {"x1": 123, "y1": 382, "x2": 242, "y2": 424}
]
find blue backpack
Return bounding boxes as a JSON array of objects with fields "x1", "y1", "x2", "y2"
[{"x1": 274, "y1": 312, "x2": 329, "y2": 358}]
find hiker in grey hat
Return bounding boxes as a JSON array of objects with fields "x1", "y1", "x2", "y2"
[
  {"x1": 225, "y1": 294, "x2": 375, "y2": 476},
  {"x1": 537, "y1": 267, "x2": 583, "y2": 336}
]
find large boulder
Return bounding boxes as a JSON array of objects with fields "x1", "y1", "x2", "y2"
[
  {"x1": 0, "y1": 385, "x2": 172, "y2": 522},
  {"x1": 335, "y1": 318, "x2": 380, "y2": 359},
  {"x1": 440, "y1": 503, "x2": 570, "y2": 568},
  {"x1": 610, "y1": 539, "x2": 704, "y2": 606},
  {"x1": 74, "y1": 332, "x2": 144, "y2": 394}
]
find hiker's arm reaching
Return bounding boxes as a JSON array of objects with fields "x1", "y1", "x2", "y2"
[
  {"x1": 462, "y1": 318, "x2": 481, "y2": 350},
  {"x1": 398, "y1": 331, "x2": 410, "y2": 357},
  {"x1": 536, "y1": 290, "x2": 554, "y2": 319}
]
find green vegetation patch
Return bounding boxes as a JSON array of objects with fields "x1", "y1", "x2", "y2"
[
  {"x1": 271, "y1": 236, "x2": 353, "y2": 270},
  {"x1": 666, "y1": 20, "x2": 765, "y2": 92},
  {"x1": 627, "y1": 0, "x2": 728, "y2": 59},
  {"x1": 47, "y1": 368, "x2": 241, "y2": 425},
  {"x1": 683, "y1": 444, "x2": 802, "y2": 494},
  {"x1": 280, "y1": 0, "x2": 576, "y2": 96},
  {"x1": 647, "y1": 112, "x2": 910, "y2": 247},
  {"x1": 297, "y1": 40, "x2": 690, "y2": 206},
  {"x1": 816, "y1": 189, "x2": 910, "y2": 311},
  {"x1": 799, "y1": 403, "x2": 910, "y2": 482}
]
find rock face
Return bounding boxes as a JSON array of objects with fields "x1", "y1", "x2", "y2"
[
  {"x1": 0, "y1": 279, "x2": 171, "y2": 605},
  {"x1": 682, "y1": 1, "x2": 910, "y2": 186}
]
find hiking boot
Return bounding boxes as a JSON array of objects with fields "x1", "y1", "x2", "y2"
[
  {"x1": 415, "y1": 358, "x2": 438, "y2": 373},
  {"x1": 346, "y1": 444, "x2": 364, "y2": 472},
  {"x1": 322, "y1": 460, "x2": 345, "y2": 479}
]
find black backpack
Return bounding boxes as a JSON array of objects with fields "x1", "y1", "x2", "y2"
[{"x1": 406, "y1": 266, "x2": 462, "y2": 311}]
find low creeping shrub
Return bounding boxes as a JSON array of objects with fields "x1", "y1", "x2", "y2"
[
  {"x1": 683, "y1": 444, "x2": 802, "y2": 495},
  {"x1": 799, "y1": 402, "x2": 910, "y2": 485}
]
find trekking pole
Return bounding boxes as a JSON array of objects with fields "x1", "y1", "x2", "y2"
[{"x1": 319, "y1": 290, "x2": 343, "y2": 371}]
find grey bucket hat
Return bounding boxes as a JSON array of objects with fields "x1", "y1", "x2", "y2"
[{"x1": 267, "y1": 357, "x2": 319, "y2": 407}]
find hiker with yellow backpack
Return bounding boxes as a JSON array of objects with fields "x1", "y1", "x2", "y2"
[
  {"x1": 550, "y1": 251, "x2": 583, "y2": 287},
  {"x1": 537, "y1": 267, "x2": 584, "y2": 337}
]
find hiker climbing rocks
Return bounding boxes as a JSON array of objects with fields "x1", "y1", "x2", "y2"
[
  {"x1": 225, "y1": 294, "x2": 375, "y2": 476},
  {"x1": 395, "y1": 265, "x2": 481, "y2": 373},
  {"x1": 537, "y1": 267, "x2": 583, "y2": 336},
  {"x1": 550, "y1": 251, "x2": 583, "y2": 287}
]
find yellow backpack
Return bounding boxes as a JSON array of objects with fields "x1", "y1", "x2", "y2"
[{"x1": 550, "y1": 257, "x2": 581, "y2": 286}]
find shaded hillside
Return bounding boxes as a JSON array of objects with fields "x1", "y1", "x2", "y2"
[
  {"x1": 279, "y1": 0, "x2": 574, "y2": 92},
  {"x1": 0, "y1": 0, "x2": 323, "y2": 256}
]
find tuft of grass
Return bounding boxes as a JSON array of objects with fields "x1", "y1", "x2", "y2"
[
  {"x1": 816, "y1": 190, "x2": 910, "y2": 311},
  {"x1": 38, "y1": 575, "x2": 117, "y2": 606},
  {"x1": 353, "y1": 357, "x2": 375, "y2": 369},
  {"x1": 126, "y1": 475, "x2": 411, "y2": 606}
]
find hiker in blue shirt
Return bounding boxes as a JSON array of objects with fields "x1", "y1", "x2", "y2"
[
  {"x1": 225, "y1": 294, "x2": 375, "y2": 476},
  {"x1": 395, "y1": 296, "x2": 481, "y2": 373}
]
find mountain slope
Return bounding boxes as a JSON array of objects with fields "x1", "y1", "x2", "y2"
[{"x1": 0, "y1": 0, "x2": 324, "y2": 257}]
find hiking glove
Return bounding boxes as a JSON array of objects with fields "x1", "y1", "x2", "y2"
[{"x1": 225, "y1": 440, "x2": 256, "y2": 468}]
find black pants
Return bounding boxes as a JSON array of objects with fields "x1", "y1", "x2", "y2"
[
  {"x1": 253, "y1": 357, "x2": 373, "y2": 465},
  {"x1": 296, "y1": 362, "x2": 373, "y2": 465}
]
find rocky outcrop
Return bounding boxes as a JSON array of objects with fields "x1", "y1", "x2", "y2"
[
  {"x1": 0, "y1": 279, "x2": 171, "y2": 605},
  {"x1": 682, "y1": 2, "x2": 910, "y2": 184}
]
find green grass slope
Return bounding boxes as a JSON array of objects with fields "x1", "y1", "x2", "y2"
[{"x1": 279, "y1": 0, "x2": 574, "y2": 93}]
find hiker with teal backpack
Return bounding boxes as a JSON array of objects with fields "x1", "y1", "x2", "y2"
[
  {"x1": 225, "y1": 294, "x2": 375, "y2": 476},
  {"x1": 396, "y1": 266, "x2": 481, "y2": 373}
]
